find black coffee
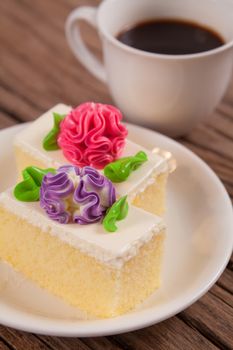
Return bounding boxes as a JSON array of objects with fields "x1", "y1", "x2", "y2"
[{"x1": 117, "y1": 19, "x2": 224, "y2": 55}]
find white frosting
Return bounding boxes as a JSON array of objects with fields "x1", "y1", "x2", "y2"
[
  {"x1": 14, "y1": 104, "x2": 168, "y2": 200},
  {"x1": 0, "y1": 189, "x2": 165, "y2": 269}
]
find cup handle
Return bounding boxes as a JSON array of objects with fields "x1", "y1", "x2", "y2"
[{"x1": 65, "y1": 7, "x2": 107, "y2": 83}]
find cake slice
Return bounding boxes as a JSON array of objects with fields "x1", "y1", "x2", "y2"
[
  {"x1": 14, "y1": 103, "x2": 169, "y2": 216},
  {"x1": 0, "y1": 187, "x2": 165, "y2": 318}
]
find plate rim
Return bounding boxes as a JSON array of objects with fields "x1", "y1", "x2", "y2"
[{"x1": 0, "y1": 123, "x2": 232, "y2": 337}]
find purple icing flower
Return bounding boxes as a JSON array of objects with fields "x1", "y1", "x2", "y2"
[{"x1": 40, "y1": 165, "x2": 116, "y2": 225}]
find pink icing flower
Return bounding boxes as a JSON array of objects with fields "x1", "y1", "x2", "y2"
[{"x1": 57, "y1": 102, "x2": 128, "y2": 169}]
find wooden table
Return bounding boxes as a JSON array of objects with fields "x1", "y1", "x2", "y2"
[{"x1": 0, "y1": 1, "x2": 232, "y2": 349}]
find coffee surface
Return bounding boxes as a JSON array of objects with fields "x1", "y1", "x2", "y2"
[{"x1": 117, "y1": 19, "x2": 224, "y2": 55}]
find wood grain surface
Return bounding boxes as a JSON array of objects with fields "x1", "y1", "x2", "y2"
[{"x1": 0, "y1": 0, "x2": 232, "y2": 349}]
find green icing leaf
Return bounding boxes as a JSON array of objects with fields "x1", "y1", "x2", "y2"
[
  {"x1": 14, "y1": 166, "x2": 56, "y2": 202},
  {"x1": 104, "y1": 151, "x2": 148, "y2": 183},
  {"x1": 43, "y1": 112, "x2": 66, "y2": 151},
  {"x1": 103, "y1": 196, "x2": 129, "y2": 233}
]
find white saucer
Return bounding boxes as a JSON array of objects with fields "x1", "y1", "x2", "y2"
[{"x1": 0, "y1": 123, "x2": 232, "y2": 337}]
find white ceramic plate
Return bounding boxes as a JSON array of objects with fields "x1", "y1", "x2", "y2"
[{"x1": 0, "y1": 124, "x2": 232, "y2": 337}]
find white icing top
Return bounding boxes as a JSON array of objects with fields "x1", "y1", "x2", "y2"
[
  {"x1": 14, "y1": 104, "x2": 168, "y2": 200},
  {"x1": 0, "y1": 189, "x2": 165, "y2": 269}
]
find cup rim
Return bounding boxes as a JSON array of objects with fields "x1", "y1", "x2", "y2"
[{"x1": 97, "y1": 0, "x2": 233, "y2": 60}]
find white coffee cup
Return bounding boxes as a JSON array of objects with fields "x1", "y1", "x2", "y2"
[{"x1": 66, "y1": 0, "x2": 233, "y2": 137}]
